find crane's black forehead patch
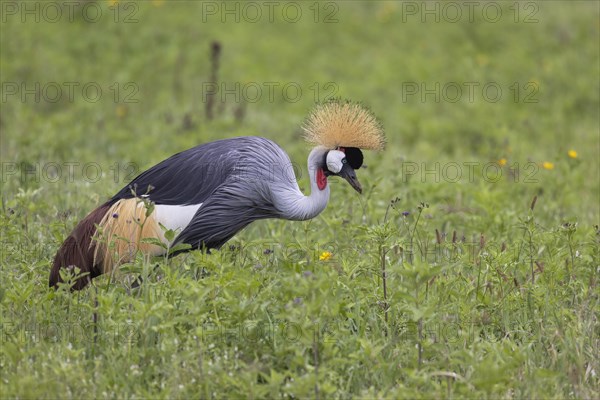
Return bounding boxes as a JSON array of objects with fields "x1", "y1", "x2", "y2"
[{"x1": 343, "y1": 147, "x2": 364, "y2": 169}]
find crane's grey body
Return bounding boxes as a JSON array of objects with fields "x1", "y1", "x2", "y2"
[{"x1": 113, "y1": 136, "x2": 330, "y2": 251}]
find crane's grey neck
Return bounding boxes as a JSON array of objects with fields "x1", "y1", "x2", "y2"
[{"x1": 275, "y1": 146, "x2": 331, "y2": 221}]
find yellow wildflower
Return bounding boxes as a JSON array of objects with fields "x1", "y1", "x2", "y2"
[
  {"x1": 498, "y1": 158, "x2": 507, "y2": 167},
  {"x1": 152, "y1": 0, "x2": 165, "y2": 6},
  {"x1": 542, "y1": 161, "x2": 554, "y2": 170},
  {"x1": 107, "y1": 0, "x2": 119, "y2": 6},
  {"x1": 116, "y1": 105, "x2": 127, "y2": 118},
  {"x1": 319, "y1": 251, "x2": 332, "y2": 261},
  {"x1": 568, "y1": 150, "x2": 578, "y2": 159},
  {"x1": 376, "y1": 2, "x2": 397, "y2": 22},
  {"x1": 476, "y1": 54, "x2": 489, "y2": 67}
]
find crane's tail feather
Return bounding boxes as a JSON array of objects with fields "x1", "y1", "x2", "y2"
[
  {"x1": 50, "y1": 198, "x2": 164, "y2": 290},
  {"x1": 50, "y1": 203, "x2": 112, "y2": 290}
]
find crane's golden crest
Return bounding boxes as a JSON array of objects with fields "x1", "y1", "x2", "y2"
[{"x1": 302, "y1": 99, "x2": 385, "y2": 151}]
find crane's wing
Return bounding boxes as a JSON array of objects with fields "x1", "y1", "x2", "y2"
[
  {"x1": 173, "y1": 136, "x2": 293, "y2": 249},
  {"x1": 110, "y1": 138, "x2": 245, "y2": 205},
  {"x1": 173, "y1": 180, "x2": 278, "y2": 250}
]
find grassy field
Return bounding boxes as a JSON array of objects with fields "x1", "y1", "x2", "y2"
[{"x1": 1, "y1": 1, "x2": 599, "y2": 398}]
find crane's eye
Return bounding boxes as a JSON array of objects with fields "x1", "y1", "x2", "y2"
[{"x1": 342, "y1": 159, "x2": 347, "y2": 164}]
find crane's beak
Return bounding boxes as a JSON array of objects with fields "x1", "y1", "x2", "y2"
[{"x1": 338, "y1": 164, "x2": 362, "y2": 194}]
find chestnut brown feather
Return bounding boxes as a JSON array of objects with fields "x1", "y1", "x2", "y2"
[{"x1": 49, "y1": 202, "x2": 112, "y2": 290}]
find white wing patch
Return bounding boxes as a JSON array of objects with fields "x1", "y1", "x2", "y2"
[{"x1": 154, "y1": 203, "x2": 202, "y2": 244}]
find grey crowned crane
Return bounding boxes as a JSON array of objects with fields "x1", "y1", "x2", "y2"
[{"x1": 50, "y1": 100, "x2": 385, "y2": 290}]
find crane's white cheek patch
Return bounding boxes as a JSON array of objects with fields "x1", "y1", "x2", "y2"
[
  {"x1": 154, "y1": 203, "x2": 202, "y2": 241},
  {"x1": 326, "y1": 150, "x2": 345, "y2": 173}
]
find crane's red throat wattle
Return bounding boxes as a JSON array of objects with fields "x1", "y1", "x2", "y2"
[{"x1": 317, "y1": 168, "x2": 327, "y2": 190}]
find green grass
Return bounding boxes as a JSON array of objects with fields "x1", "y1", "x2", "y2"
[{"x1": 1, "y1": 1, "x2": 599, "y2": 398}]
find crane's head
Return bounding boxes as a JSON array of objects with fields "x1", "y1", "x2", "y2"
[
  {"x1": 303, "y1": 99, "x2": 385, "y2": 194},
  {"x1": 324, "y1": 147, "x2": 364, "y2": 194}
]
